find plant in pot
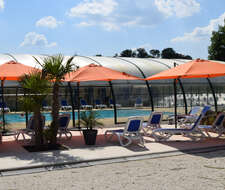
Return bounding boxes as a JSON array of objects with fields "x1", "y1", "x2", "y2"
[{"x1": 79, "y1": 110, "x2": 103, "y2": 145}]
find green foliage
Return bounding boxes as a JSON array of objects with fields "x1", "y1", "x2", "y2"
[
  {"x1": 120, "y1": 49, "x2": 136, "y2": 57},
  {"x1": 136, "y1": 48, "x2": 149, "y2": 58},
  {"x1": 34, "y1": 54, "x2": 75, "y2": 145},
  {"x1": 19, "y1": 71, "x2": 50, "y2": 112},
  {"x1": 208, "y1": 20, "x2": 225, "y2": 61},
  {"x1": 149, "y1": 49, "x2": 160, "y2": 58},
  {"x1": 79, "y1": 110, "x2": 104, "y2": 130},
  {"x1": 161, "y1": 48, "x2": 192, "y2": 59},
  {"x1": 34, "y1": 54, "x2": 74, "y2": 82}
]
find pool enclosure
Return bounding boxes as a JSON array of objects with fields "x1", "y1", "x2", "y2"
[{"x1": 1, "y1": 54, "x2": 225, "y2": 126}]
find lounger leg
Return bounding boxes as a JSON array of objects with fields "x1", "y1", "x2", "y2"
[
  {"x1": 118, "y1": 135, "x2": 132, "y2": 147},
  {"x1": 104, "y1": 131, "x2": 114, "y2": 142}
]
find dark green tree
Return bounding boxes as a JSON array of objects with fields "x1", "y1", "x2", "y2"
[
  {"x1": 120, "y1": 49, "x2": 136, "y2": 57},
  {"x1": 136, "y1": 48, "x2": 149, "y2": 58},
  {"x1": 208, "y1": 20, "x2": 225, "y2": 61},
  {"x1": 149, "y1": 49, "x2": 160, "y2": 58},
  {"x1": 161, "y1": 48, "x2": 192, "y2": 59},
  {"x1": 161, "y1": 48, "x2": 177, "y2": 59}
]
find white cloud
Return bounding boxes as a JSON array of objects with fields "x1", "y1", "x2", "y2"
[
  {"x1": 36, "y1": 16, "x2": 63, "y2": 29},
  {"x1": 68, "y1": 0, "x2": 163, "y2": 31},
  {"x1": 20, "y1": 32, "x2": 57, "y2": 48},
  {"x1": 77, "y1": 21, "x2": 95, "y2": 27},
  {"x1": 171, "y1": 12, "x2": 225, "y2": 43},
  {"x1": 67, "y1": 0, "x2": 118, "y2": 17},
  {"x1": 154, "y1": 0, "x2": 200, "y2": 18},
  {"x1": 0, "y1": 0, "x2": 4, "y2": 10}
]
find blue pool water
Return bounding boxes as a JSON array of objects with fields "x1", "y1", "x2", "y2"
[{"x1": 3, "y1": 109, "x2": 172, "y2": 123}]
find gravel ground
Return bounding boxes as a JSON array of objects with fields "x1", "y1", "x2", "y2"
[{"x1": 1, "y1": 150, "x2": 225, "y2": 190}]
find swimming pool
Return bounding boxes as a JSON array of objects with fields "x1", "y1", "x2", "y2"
[{"x1": 3, "y1": 109, "x2": 172, "y2": 123}]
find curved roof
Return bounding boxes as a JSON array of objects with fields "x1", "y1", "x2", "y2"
[{"x1": 0, "y1": 53, "x2": 225, "y2": 86}]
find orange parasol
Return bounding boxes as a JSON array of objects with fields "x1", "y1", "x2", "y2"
[
  {"x1": 145, "y1": 59, "x2": 225, "y2": 80},
  {"x1": 64, "y1": 63, "x2": 142, "y2": 82},
  {"x1": 0, "y1": 61, "x2": 40, "y2": 130},
  {"x1": 64, "y1": 63, "x2": 142, "y2": 128},
  {"x1": 0, "y1": 61, "x2": 39, "y2": 81},
  {"x1": 145, "y1": 59, "x2": 225, "y2": 127}
]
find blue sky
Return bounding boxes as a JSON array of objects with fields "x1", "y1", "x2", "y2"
[{"x1": 0, "y1": 0, "x2": 225, "y2": 59}]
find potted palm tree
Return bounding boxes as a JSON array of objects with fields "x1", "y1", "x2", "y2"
[
  {"x1": 34, "y1": 54, "x2": 74, "y2": 146},
  {"x1": 80, "y1": 110, "x2": 103, "y2": 145}
]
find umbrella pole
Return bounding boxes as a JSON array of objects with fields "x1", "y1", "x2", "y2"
[
  {"x1": 1, "y1": 80, "x2": 6, "y2": 132},
  {"x1": 68, "y1": 82, "x2": 75, "y2": 128},
  {"x1": 77, "y1": 82, "x2": 81, "y2": 129},
  {"x1": 174, "y1": 79, "x2": 177, "y2": 128},
  {"x1": 109, "y1": 81, "x2": 117, "y2": 124},
  {"x1": 23, "y1": 90, "x2": 28, "y2": 128},
  {"x1": 178, "y1": 79, "x2": 188, "y2": 115},
  {"x1": 206, "y1": 78, "x2": 217, "y2": 112},
  {"x1": 15, "y1": 87, "x2": 18, "y2": 112}
]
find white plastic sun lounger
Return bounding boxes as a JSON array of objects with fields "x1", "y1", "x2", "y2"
[
  {"x1": 105, "y1": 116, "x2": 144, "y2": 147},
  {"x1": 198, "y1": 112, "x2": 225, "y2": 138},
  {"x1": 152, "y1": 106, "x2": 210, "y2": 141},
  {"x1": 142, "y1": 112, "x2": 163, "y2": 136}
]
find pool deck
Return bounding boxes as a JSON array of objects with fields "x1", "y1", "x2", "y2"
[{"x1": 1, "y1": 124, "x2": 225, "y2": 176}]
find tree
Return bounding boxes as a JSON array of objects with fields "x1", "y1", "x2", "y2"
[
  {"x1": 161, "y1": 48, "x2": 192, "y2": 59},
  {"x1": 149, "y1": 49, "x2": 160, "y2": 58},
  {"x1": 120, "y1": 49, "x2": 136, "y2": 57},
  {"x1": 208, "y1": 20, "x2": 225, "y2": 61},
  {"x1": 161, "y1": 48, "x2": 177, "y2": 59},
  {"x1": 19, "y1": 71, "x2": 50, "y2": 147},
  {"x1": 34, "y1": 54, "x2": 74, "y2": 145},
  {"x1": 136, "y1": 48, "x2": 149, "y2": 58}
]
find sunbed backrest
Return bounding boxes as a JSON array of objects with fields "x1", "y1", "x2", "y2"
[
  {"x1": 61, "y1": 100, "x2": 68, "y2": 106},
  {"x1": 214, "y1": 113, "x2": 225, "y2": 127},
  {"x1": 28, "y1": 115, "x2": 45, "y2": 130},
  {"x1": 190, "y1": 106, "x2": 210, "y2": 130},
  {"x1": 125, "y1": 117, "x2": 143, "y2": 133},
  {"x1": 189, "y1": 106, "x2": 201, "y2": 115},
  {"x1": 59, "y1": 114, "x2": 70, "y2": 129},
  {"x1": 81, "y1": 99, "x2": 86, "y2": 105},
  {"x1": 150, "y1": 112, "x2": 163, "y2": 125}
]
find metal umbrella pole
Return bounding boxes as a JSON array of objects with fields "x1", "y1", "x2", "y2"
[{"x1": 1, "y1": 80, "x2": 6, "y2": 132}]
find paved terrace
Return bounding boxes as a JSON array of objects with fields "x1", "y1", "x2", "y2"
[{"x1": 1, "y1": 125, "x2": 225, "y2": 175}]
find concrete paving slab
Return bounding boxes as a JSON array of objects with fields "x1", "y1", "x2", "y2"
[{"x1": 1, "y1": 127, "x2": 225, "y2": 173}]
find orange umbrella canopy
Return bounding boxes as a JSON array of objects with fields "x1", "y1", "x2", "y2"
[
  {"x1": 145, "y1": 59, "x2": 225, "y2": 80},
  {"x1": 64, "y1": 64, "x2": 142, "y2": 82},
  {"x1": 0, "y1": 61, "x2": 39, "y2": 81}
]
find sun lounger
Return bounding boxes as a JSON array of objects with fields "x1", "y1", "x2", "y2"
[
  {"x1": 152, "y1": 106, "x2": 210, "y2": 141},
  {"x1": 105, "y1": 116, "x2": 144, "y2": 146},
  {"x1": 57, "y1": 114, "x2": 72, "y2": 140},
  {"x1": 61, "y1": 100, "x2": 72, "y2": 110},
  {"x1": 134, "y1": 98, "x2": 143, "y2": 107},
  {"x1": 0, "y1": 102, "x2": 10, "y2": 112},
  {"x1": 42, "y1": 100, "x2": 52, "y2": 111},
  {"x1": 168, "y1": 106, "x2": 201, "y2": 125},
  {"x1": 198, "y1": 112, "x2": 225, "y2": 138},
  {"x1": 109, "y1": 99, "x2": 121, "y2": 108},
  {"x1": 142, "y1": 112, "x2": 163, "y2": 136},
  {"x1": 15, "y1": 115, "x2": 45, "y2": 141},
  {"x1": 95, "y1": 99, "x2": 107, "y2": 109},
  {"x1": 80, "y1": 99, "x2": 93, "y2": 109}
]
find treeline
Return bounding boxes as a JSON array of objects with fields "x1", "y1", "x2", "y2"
[
  {"x1": 96, "y1": 47, "x2": 192, "y2": 59},
  {"x1": 118, "y1": 48, "x2": 192, "y2": 59}
]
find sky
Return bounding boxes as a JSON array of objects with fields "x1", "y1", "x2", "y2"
[{"x1": 0, "y1": 0, "x2": 225, "y2": 59}]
